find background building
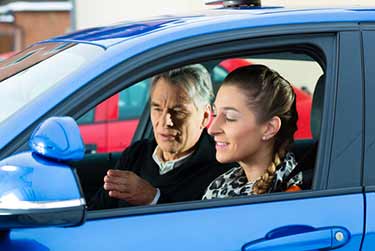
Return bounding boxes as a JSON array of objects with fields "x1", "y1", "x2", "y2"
[
  {"x1": 73, "y1": 0, "x2": 375, "y2": 30},
  {"x1": 73, "y1": 0, "x2": 210, "y2": 30},
  {"x1": 0, "y1": 0, "x2": 70, "y2": 53}
]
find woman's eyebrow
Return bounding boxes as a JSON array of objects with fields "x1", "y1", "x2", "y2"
[{"x1": 222, "y1": 107, "x2": 240, "y2": 113}]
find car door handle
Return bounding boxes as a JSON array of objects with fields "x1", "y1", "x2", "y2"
[{"x1": 242, "y1": 225, "x2": 350, "y2": 251}]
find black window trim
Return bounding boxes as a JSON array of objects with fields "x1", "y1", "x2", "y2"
[
  {"x1": 361, "y1": 24, "x2": 375, "y2": 191},
  {"x1": 326, "y1": 31, "x2": 364, "y2": 190}
]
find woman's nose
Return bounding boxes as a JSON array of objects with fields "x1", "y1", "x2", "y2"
[{"x1": 208, "y1": 116, "x2": 221, "y2": 135}]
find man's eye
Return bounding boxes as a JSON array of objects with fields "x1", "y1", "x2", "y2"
[
  {"x1": 175, "y1": 111, "x2": 187, "y2": 119},
  {"x1": 152, "y1": 107, "x2": 162, "y2": 112}
]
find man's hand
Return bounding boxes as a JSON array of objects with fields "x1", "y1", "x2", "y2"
[{"x1": 103, "y1": 170, "x2": 157, "y2": 205}]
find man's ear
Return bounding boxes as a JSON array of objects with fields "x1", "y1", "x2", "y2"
[
  {"x1": 262, "y1": 116, "x2": 281, "y2": 141},
  {"x1": 201, "y1": 104, "x2": 211, "y2": 129}
]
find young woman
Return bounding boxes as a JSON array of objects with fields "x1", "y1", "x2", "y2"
[{"x1": 203, "y1": 64, "x2": 303, "y2": 199}]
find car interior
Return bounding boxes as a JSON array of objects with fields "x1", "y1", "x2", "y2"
[{"x1": 71, "y1": 49, "x2": 325, "y2": 210}]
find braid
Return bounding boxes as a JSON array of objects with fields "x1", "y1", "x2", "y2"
[{"x1": 252, "y1": 153, "x2": 281, "y2": 195}]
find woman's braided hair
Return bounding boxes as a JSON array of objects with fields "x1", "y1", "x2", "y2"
[{"x1": 222, "y1": 64, "x2": 298, "y2": 194}]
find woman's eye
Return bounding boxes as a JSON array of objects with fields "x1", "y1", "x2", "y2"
[
  {"x1": 224, "y1": 112, "x2": 238, "y2": 122},
  {"x1": 225, "y1": 116, "x2": 237, "y2": 122}
]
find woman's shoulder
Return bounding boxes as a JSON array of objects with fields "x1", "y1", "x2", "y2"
[
  {"x1": 271, "y1": 152, "x2": 302, "y2": 192},
  {"x1": 202, "y1": 166, "x2": 246, "y2": 199}
]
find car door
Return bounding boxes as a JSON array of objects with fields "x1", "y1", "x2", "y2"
[
  {"x1": 361, "y1": 26, "x2": 375, "y2": 250},
  {"x1": 2, "y1": 27, "x2": 365, "y2": 250}
]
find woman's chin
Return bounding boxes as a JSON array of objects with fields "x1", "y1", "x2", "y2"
[{"x1": 216, "y1": 154, "x2": 232, "y2": 164}]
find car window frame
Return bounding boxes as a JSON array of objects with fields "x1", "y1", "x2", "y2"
[
  {"x1": 84, "y1": 33, "x2": 340, "y2": 219},
  {"x1": 362, "y1": 25, "x2": 375, "y2": 190},
  {"x1": 4, "y1": 23, "x2": 363, "y2": 219},
  {"x1": 324, "y1": 30, "x2": 364, "y2": 190}
]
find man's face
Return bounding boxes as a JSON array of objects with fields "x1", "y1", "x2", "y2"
[{"x1": 150, "y1": 78, "x2": 209, "y2": 160}]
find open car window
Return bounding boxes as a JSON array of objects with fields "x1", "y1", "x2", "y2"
[{"x1": 75, "y1": 49, "x2": 324, "y2": 211}]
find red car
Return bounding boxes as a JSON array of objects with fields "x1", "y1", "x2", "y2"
[{"x1": 78, "y1": 58, "x2": 312, "y2": 153}]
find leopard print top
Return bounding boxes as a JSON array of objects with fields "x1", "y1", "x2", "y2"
[{"x1": 202, "y1": 152, "x2": 302, "y2": 200}]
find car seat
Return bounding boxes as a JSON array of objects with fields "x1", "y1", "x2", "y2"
[{"x1": 285, "y1": 74, "x2": 325, "y2": 191}]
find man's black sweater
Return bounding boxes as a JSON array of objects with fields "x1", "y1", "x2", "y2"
[{"x1": 89, "y1": 131, "x2": 232, "y2": 209}]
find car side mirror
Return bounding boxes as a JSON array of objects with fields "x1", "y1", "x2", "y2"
[
  {"x1": 29, "y1": 116, "x2": 85, "y2": 161},
  {"x1": 0, "y1": 117, "x2": 86, "y2": 230}
]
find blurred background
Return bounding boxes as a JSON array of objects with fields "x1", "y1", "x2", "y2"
[{"x1": 0, "y1": 0, "x2": 373, "y2": 55}]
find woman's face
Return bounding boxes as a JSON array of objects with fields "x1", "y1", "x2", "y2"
[{"x1": 208, "y1": 85, "x2": 268, "y2": 164}]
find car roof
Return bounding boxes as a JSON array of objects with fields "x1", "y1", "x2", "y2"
[{"x1": 43, "y1": 7, "x2": 375, "y2": 49}]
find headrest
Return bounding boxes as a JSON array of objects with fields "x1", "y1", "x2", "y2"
[{"x1": 310, "y1": 74, "x2": 325, "y2": 140}]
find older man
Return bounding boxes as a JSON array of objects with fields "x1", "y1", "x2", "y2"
[{"x1": 89, "y1": 64, "x2": 231, "y2": 209}]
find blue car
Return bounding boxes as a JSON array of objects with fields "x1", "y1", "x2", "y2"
[{"x1": 1, "y1": 0, "x2": 375, "y2": 250}]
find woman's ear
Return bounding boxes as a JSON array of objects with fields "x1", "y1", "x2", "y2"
[
  {"x1": 201, "y1": 104, "x2": 211, "y2": 129},
  {"x1": 262, "y1": 116, "x2": 281, "y2": 141}
]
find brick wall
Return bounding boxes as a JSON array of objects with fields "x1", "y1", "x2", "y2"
[
  {"x1": 14, "y1": 11, "x2": 70, "y2": 48},
  {"x1": 0, "y1": 23, "x2": 15, "y2": 52}
]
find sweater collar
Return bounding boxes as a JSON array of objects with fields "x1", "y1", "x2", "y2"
[
  {"x1": 152, "y1": 146, "x2": 194, "y2": 175},
  {"x1": 151, "y1": 129, "x2": 216, "y2": 168}
]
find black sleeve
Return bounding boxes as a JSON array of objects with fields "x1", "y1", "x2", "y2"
[
  {"x1": 157, "y1": 190, "x2": 173, "y2": 204},
  {"x1": 87, "y1": 143, "x2": 137, "y2": 210}
]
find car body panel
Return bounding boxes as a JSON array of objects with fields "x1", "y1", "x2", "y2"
[
  {"x1": 5, "y1": 193, "x2": 364, "y2": 251},
  {"x1": 363, "y1": 193, "x2": 375, "y2": 250}
]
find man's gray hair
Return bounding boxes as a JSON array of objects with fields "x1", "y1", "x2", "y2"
[{"x1": 151, "y1": 64, "x2": 214, "y2": 107}]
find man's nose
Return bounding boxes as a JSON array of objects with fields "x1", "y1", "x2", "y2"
[{"x1": 161, "y1": 111, "x2": 174, "y2": 127}]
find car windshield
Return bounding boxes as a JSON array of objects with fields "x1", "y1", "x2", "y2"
[{"x1": 0, "y1": 42, "x2": 104, "y2": 124}]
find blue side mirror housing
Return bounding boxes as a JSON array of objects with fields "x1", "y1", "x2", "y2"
[
  {"x1": 0, "y1": 117, "x2": 86, "y2": 229},
  {"x1": 29, "y1": 116, "x2": 85, "y2": 161}
]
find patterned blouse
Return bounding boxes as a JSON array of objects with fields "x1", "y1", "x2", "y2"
[{"x1": 202, "y1": 152, "x2": 302, "y2": 200}]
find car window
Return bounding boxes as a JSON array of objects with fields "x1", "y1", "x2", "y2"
[
  {"x1": 78, "y1": 51, "x2": 322, "y2": 156},
  {"x1": 119, "y1": 79, "x2": 151, "y2": 120},
  {"x1": 76, "y1": 49, "x2": 325, "y2": 211},
  {"x1": 78, "y1": 79, "x2": 151, "y2": 154},
  {"x1": 0, "y1": 42, "x2": 104, "y2": 125},
  {"x1": 213, "y1": 52, "x2": 323, "y2": 140},
  {"x1": 77, "y1": 109, "x2": 95, "y2": 125}
]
